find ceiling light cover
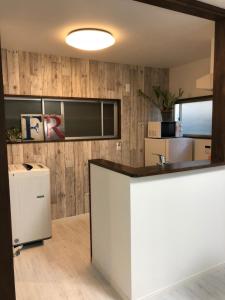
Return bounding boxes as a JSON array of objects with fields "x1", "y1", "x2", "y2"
[{"x1": 65, "y1": 29, "x2": 115, "y2": 51}]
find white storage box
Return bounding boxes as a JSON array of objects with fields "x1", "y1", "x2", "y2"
[{"x1": 9, "y1": 163, "x2": 51, "y2": 246}]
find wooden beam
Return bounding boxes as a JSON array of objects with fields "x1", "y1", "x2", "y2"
[
  {"x1": 212, "y1": 19, "x2": 225, "y2": 162},
  {"x1": 133, "y1": 0, "x2": 225, "y2": 21},
  {"x1": 0, "y1": 46, "x2": 16, "y2": 299}
]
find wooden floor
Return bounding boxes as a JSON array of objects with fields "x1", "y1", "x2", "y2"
[{"x1": 14, "y1": 214, "x2": 225, "y2": 300}]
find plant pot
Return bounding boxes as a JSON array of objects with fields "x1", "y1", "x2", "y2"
[{"x1": 161, "y1": 110, "x2": 174, "y2": 122}]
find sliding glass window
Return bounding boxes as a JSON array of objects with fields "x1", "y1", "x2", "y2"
[
  {"x1": 4, "y1": 97, "x2": 42, "y2": 131},
  {"x1": 5, "y1": 96, "x2": 120, "y2": 141},
  {"x1": 64, "y1": 101, "x2": 102, "y2": 138}
]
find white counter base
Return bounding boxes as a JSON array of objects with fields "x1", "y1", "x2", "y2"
[{"x1": 90, "y1": 164, "x2": 225, "y2": 300}]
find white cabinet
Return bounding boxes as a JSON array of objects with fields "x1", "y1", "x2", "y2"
[
  {"x1": 194, "y1": 139, "x2": 212, "y2": 160},
  {"x1": 145, "y1": 138, "x2": 193, "y2": 166}
]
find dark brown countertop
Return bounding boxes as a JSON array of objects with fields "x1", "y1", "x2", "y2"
[{"x1": 89, "y1": 159, "x2": 225, "y2": 178}]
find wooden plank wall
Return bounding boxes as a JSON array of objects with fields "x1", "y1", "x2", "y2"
[{"x1": 2, "y1": 49, "x2": 169, "y2": 219}]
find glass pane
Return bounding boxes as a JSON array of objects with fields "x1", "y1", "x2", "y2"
[
  {"x1": 44, "y1": 101, "x2": 61, "y2": 115},
  {"x1": 64, "y1": 101, "x2": 102, "y2": 137},
  {"x1": 103, "y1": 103, "x2": 115, "y2": 136},
  {"x1": 181, "y1": 101, "x2": 212, "y2": 136},
  {"x1": 5, "y1": 99, "x2": 42, "y2": 130}
]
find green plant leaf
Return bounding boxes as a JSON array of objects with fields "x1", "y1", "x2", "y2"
[{"x1": 139, "y1": 86, "x2": 184, "y2": 112}]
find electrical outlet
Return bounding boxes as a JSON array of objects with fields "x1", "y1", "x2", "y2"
[{"x1": 116, "y1": 142, "x2": 122, "y2": 151}]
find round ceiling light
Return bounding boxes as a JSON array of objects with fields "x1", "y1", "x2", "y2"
[{"x1": 65, "y1": 28, "x2": 115, "y2": 51}]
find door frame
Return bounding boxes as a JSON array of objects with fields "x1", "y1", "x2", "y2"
[
  {"x1": 133, "y1": 0, "x2": 225, "y2": 162},
  {"x1": 0, "y1": 42, "x2": 16, "y2": 300},
  {"x1": 133, "y1": 0, "x2": 225, "y2": 20}
]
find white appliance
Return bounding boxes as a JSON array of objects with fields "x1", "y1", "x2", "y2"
[
  {"x1": 145, "y1": 138, "x2": 193, "y2": 166},
  {"x1": 9, "y1": 163, "x2": 51, "y2": 246},
  {"x1": 148, "y1": 121, "x2": 183, "y2": 138},
  {"x1": 194, "y1": 139, "x2": 212, "y2": 160}
]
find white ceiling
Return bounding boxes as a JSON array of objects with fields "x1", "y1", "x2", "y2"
[{"x1": 0, "y1": 0, "x2": 214, "y2": 68}]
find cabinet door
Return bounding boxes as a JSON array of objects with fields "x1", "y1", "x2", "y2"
[
  {"x1": 166, "y1": 138, "x2": 193, "y2": 162},
  {"x1": 145, "y1": 139, "x2": 166, "y2": 166}
]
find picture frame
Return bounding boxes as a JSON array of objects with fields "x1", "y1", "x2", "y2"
[
  {"x1": 44, "y1": 115, "x2": 65, "y2": 141},
  {"x1": 21, "y1": 114, "x2": 44, "y2": 141}
]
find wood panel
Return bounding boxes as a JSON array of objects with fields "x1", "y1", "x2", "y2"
[
  {"x1": 133, "y1": 0, "x2": 225, "y2": 21},
  {"x1": 2, "y1": 48, "x2": 169, "y2": 219},
  {"x1": 0, "y1": 46, "x2": 16, "y2": 299}
]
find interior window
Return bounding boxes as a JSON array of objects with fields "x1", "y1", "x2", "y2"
[
  {"x1": 64, "y1": 101, "x2": 102, "y2": 138},
  {"x1": 103, "y1": 103, "x2": 116, "y2": 136},
  {"x1": 44, "y1": 100, "x2": 61, "y2": 115},
  {"x1": 5, "y1": 98, "x2": 42, "y2": 130},
  {"x1": 5, "y1": 96, "x2": 119, "y2": 141}
]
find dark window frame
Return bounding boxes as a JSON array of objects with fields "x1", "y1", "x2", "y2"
[
  {"x1": 175, "y1": 95, "x2": 213, "y2": 139},
  {"x1": 4, "y1": 95, "x2": 121, "y2": 143}
]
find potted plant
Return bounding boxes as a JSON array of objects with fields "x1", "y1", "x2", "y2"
[
  {"x1": 138, "y1": 86, "x2": 184, "y2": 121},
  {"x1": 6, "y1": 128, "x2": 22, "y2": 142}
]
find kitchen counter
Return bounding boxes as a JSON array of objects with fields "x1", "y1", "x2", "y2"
[
  {"x1": 89, "y1": 158, "x2": 225, "y2": 177},
  {"x1": 89, "y1": 160, "x2": 225, "y2": 300}
]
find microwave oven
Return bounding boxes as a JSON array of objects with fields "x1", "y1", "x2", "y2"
[{"x1": 148, "y1": 122, "x2": 183, "y2": 138}]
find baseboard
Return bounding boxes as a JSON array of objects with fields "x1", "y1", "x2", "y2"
[
  {"x1": 93, "y1": 259, "x2": 225, "y2": 300},
  {"x1": 137, "y1": 261, "x2": 225, "y2": 300}
]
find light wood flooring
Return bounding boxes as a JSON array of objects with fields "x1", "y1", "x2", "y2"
[{"x1": 14, "y1": 214, "x2": 225, "y2": 300}]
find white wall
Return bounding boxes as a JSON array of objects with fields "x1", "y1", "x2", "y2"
[
  {"x1": 91, "y1": 164, "x2": 132, "y2": 300},
  {"x1": 169, "y1": 58, "x2": 212, "y2": 99},
  {"x1": 91, "y1": 163, "x2": 225, "y2": 300},
  {"x1": 131, "y1": 167, "x2": 225, "y2": 299}
]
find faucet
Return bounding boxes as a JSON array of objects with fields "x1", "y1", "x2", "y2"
[{"x1": 153, "y1": 154, "x2": 167, "y2": 166}]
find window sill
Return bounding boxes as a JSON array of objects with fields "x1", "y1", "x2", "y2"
[
  {"x1": 183, "y1": 134, "x2": 212, "y2": 139},
  {"x1": 6, "y1": 136, "x2": 121, "y2": 145}
]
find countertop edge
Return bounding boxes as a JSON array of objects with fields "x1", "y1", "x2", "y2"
[{"x1": 89, "y1": 159, "x2": 225, "y2": 178}]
